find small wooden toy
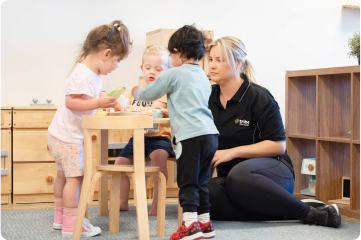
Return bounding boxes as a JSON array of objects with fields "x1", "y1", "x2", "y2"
[
  {"x1": 107, "y1": 87, "x2": 126, "y2": 100},
  {"x1": 300, "y1": 158, "x2": 316, "y2": 196}
]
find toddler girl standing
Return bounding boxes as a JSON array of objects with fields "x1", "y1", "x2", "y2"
[{"x1": 47, "y1": 20, "x2": 131, "y2": 238}]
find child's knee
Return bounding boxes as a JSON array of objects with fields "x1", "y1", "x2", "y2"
[
  {"x1": 66, "y1": 176, "x2": 83, "y2": 185},
  {"x1": 114, "y1": 157, "x2": 132, "y2": 165},
  {"x1": 56, "y1": 170, "x2": 66, "y2": 181},
  {"x1": 150, "y1": 149, "x2": 169, "y2": 163},
  {"x1": 150, "y1": 155, "x2": 168, "y2": 166}
]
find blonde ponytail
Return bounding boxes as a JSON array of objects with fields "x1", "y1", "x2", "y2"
[{"x1": 241, "y1": 59, "x2": 256, "y2": 83}]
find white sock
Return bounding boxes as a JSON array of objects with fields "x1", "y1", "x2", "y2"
[
  {"x1": 198, "y1": 213, "x2": 210, "y2": 223},
  {"x1": 183, "y1": 212, "x2": 197, "y2": 227}
]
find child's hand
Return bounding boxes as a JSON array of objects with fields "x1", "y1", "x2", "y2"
[
  {"x1": 159, "y1": 108, "x2": 169, "y2": 117},
  {"x1": 114, "y1": 101, "x2": 126, "y2": 112},
  {"x1": 97, "y1": 95, "x2": 116, "y2": 108},
  {"x1": 131, "y1": 86, "x2": 139, "y2": 95}
]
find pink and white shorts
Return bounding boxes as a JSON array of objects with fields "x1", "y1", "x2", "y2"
[{"x1": 48, "y1": 133, "x2": 84, "y2": 177}]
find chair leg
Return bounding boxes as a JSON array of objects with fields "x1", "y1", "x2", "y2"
[
  {"x1": 155, "y1": 172, "x2": 166, "y2": 236},
  {"x1": 178, "y1": 200, "x2": 182, "y2": 227},
  {"x1": 88, "y1": 172, "x2": 107, "y2": 204},
  {"x1": 109, "y1": 174, "x2": 121, "y2": 232},
  {"x1": 128, "y1": 173, "x2": 137, "y2": 207},
  {"x1": 147, "y1": 175, "x2": 154, "y2": 199}
]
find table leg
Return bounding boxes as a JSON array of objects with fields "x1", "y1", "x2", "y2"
[
  {"x1": 109, "y1": 174, "x2": 121, "y2": 232},
  {"x1": 72, "y1": 129, "x2": 93, "y2": 240},
  {"x1": 133, "y1": 129, "x2": 150, "y2": 240},
  {"x1": 98, "y1": 129, "x2": 109, "y2": 216}
]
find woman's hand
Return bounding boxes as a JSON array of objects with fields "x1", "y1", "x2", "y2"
[
  {"x1": 211, "y1": 149, "x2": 236, "y2": 169},
  {"x1": 114, "y1": 101, "x2": 125, "y2": 111},
  {"x1": 211, "y1": 141, "x2": 286, "y2": 169}
]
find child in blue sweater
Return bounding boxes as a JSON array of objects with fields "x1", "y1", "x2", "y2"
[{"x1": 133, "y1": 25, "x2": 219, "y2": 240}]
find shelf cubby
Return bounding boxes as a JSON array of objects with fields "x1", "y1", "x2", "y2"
[
  {"x1": 317, "y1": 141, "x2": 350, "y2": 203},
  {"x1": 286, "y1": 137, "x2": 316, "y2": 194},
  {"x1": 286, "y1": 76, "x2": 316, "y2": 136},
  {"x1": 318, "y1": 73, "x2": 351, "y2": 139},
  {"x1": 286, "y1": 66, "x2": 360, "y2": 218}
]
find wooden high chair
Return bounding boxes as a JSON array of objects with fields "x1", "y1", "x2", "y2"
[{"x1": 72, "y1": 115, "x2": 166, "y2": 240}]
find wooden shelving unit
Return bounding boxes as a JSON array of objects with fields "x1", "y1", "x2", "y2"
[
  {"x1": 286, "y1": 66, "x2": 360, "y2": 219},
  {"x1": 342, "y1": 0, "x2": 360, "y2": 9}
]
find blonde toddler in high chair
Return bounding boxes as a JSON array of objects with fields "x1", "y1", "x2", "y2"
[{"x1": 114, "y1": 45, "x2": 175, "y2": 216}]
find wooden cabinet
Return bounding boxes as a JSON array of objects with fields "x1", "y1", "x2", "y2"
[
  {"x1": 146, "y1": 28, "x2": 214, "y2": 79},
  {"x1": 285, "y1": 66, "x2": 360, "y2": 218},
  {"x1": 13, "y1": 130, "x2": 54, "y2": 162},
  {"x1": 12, "y1": 107, "x2": 57, "y2": 204},
  {"x1": 10, "y1": 106, "x2": 168, "y2": 203},
  {"x1": 1, "y1": 107, "x2": 12, "y2": 204},
  {"x1": 13, "y1": 163, "x2": 57, "y2": 203}
]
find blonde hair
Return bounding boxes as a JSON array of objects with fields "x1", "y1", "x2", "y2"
[
  {"x1": 75, "y1": 20, "x2": 132, "y2": 66},
  {"x1": 209, "y1": 36, "x2": 256, "y2": 83},
  {"x1": 142, "y1": 45, "x2": 172, "y2": 68}
]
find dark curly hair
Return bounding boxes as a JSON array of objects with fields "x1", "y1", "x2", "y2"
[{"x1": 168, "y1": 25, "x2": 206, "y2": 61}]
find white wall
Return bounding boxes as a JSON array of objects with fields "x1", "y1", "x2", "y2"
[{"x1": 1, "y1": 0, "x2": 360, "y2": 120}]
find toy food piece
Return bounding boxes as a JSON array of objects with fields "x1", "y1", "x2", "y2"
[
  {"x1": 127, "y1": 109, "x2": 142, "y2": 112},
  {"x1": 145, "y1": 110, "x2": 153, "y2": 116},
  {"x1": 109, "y1": 112, "x2": 142, "y2": 116},
  {"x1": 95, "y1": 111, "x2": 109, "y2": 116},
  {"x1": 152, "y1": 109, "x2": 164, "y2": 118},
  {"x1": 107, "y1": 87, "x2": 126, "y2": 100}
]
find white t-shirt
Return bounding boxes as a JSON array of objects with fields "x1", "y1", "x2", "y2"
[{"x1": 48, "y1": 63, "x2": 102, "y2": 144}]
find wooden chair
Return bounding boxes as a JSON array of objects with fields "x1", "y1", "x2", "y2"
[
  {"x1": 72, "y1": 115, "x2": 166, "y2": 240},
  {"x1": 144, "y1": 157, "x2": 183, "y2": 227}
]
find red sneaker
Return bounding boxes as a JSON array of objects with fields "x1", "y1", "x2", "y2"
[
  {"x1": 169, "y1": 221, "x2": 204, "y2": 240},
  {"x1": 198, "y1": 221, "x2": 215, "y2": 239}
]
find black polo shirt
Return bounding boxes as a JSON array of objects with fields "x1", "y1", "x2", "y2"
[{"x1": 208, "y1": 75, "x2": 291, "y2": 175}]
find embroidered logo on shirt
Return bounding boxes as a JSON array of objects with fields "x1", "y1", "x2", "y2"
[{"x1": 236, "y1": 119, "x2": 250, "y2": 126}]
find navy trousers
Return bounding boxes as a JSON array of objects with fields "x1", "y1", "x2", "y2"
[
  {"x1": 208, "y1": 157, "x2": 310, "y2": 221},
  {"x1": 176, "y1": 134, "x2": 218, "y2": 214}
]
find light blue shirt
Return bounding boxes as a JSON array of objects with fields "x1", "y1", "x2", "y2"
[{"x1": 134, "y1": 64, "x2": 219, "y2": 143}]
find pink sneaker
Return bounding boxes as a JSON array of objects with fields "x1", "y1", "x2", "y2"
[
  {"x1": 53, "y1": 208, "x2": 63, "y2": 230},
  {"x1": 62, "y1": 215, "x2": 101, "y2": 238}
]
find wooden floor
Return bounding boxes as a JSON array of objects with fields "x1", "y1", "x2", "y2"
[{"x1": 1, "y1": 198, "x2": 359, "y2": 223}]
